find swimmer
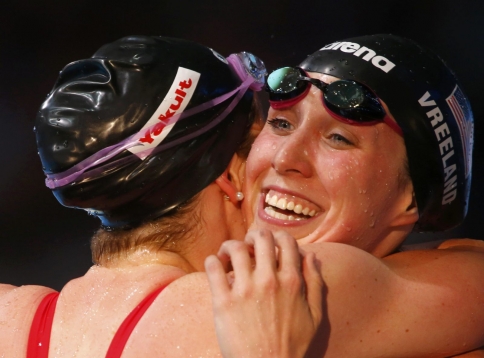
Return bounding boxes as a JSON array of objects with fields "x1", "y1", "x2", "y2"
[
  {"x1": 208, "y1": 34, "x2": 484, "y2": 357},
  {"x1": 2, "y1": 34, "x2": 483, "y2": 357},
  {"x1": 1, "y1": 35, "x2": 317, "y2": 357}
]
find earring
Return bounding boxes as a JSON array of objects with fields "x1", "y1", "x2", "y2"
[{"x1": 236, "y1": 192, "x2": 244, "y2": 201}]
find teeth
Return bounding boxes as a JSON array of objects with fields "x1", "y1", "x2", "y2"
[
  {"x1": 276, "y1": 212, "x2": 288, "y2": 220},
  {"x1": 264, "y1": 207, "x2": 297, "y2": 221},
  {"x1": 276, "y1": 198, "x2": 287, "y2": 210},
  {"x1": 264, "y1": 193, "x2": 318, "y2": 219},
  {"x1": 268, "y1": 195, "x2": 278, "y2": 206}
]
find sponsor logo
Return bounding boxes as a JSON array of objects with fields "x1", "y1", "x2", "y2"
[
  {"x1": 320, "y1": 42, "x2": 396, "y2": 73},
  {"x1": 129, "y1": 67, "x2": 201, "y2": 159},
  {"x1": 445, "y1": 85, "x2": 473, "y2": 178},
  {"x1": 418, "y1": 91, "x2": 458, "y2": 205}
]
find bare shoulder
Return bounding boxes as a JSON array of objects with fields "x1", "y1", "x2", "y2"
[
  {"x1": 437, "y1": 238, "x2": 484, "y2": 251},
  {"x1": 302, "y1": 242, "x2": 484, "y2": 357},
  {"x1": 124, "y1": 272, "x2": 221, "y2": 357},
  {"x1": 0, "y1": 284, "x2": 56, "y2": 356},
  {"x1": 0, "y1": 283, "x2": 17, "y2": 296}
]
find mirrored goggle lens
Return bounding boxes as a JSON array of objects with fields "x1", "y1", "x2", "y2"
[
  {"x1": 324, "y1": 81, "x2": 365, "y2": 109},
  {"x1": 267, "y1": 67, "x2": 306, "y2": 94},
  {"x1": 324, "y1": 80, "x2": 385, "y2": 121}
]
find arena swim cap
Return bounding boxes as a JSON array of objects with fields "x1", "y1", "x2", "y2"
[
  {"x1": 36, "y1": 35, "x2": 266, "y2": 229},
  {"x1": 299, "y1": 34, "x2": 473, "y2": 231}
]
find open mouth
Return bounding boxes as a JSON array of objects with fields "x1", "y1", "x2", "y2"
[{"x1": 263, "y1": 189, "x2": 320, "y2": 221}]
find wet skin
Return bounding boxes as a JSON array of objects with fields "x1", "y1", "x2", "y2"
[{"x1": 242, "y1": 73, "x2": 417, "y2": 257}]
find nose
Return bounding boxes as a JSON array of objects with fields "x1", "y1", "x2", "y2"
[{"x1": 271, "y1": 128, "x2": 313, "y2": 178}]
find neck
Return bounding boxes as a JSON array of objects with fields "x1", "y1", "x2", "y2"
[{"x1": 101, "y1": 247, "x2": 198, "y2": 273}]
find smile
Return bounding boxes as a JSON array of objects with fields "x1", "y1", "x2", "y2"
[{"x1": 263, "y1": 189, "x2": 320, "y2": 221}]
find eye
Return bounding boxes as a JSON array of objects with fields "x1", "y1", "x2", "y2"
[
  {"x1": 329, "y1": 133, "x2": 353, "y2": 146},
  {"x1": 267, "y1": 117, "x2": 294, "y2": 132}
]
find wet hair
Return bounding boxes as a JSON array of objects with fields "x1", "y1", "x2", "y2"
[
  {"x1": 300, "y1": 34, "x2": 473, "y2": 231},
  {"x1": 36, "y1": 35, "x2": 265, "y2": 230}
]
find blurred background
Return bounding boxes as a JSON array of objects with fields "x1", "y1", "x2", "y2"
[{"x1": 1, "y1": 0, "x2": 483, "y2": 290}]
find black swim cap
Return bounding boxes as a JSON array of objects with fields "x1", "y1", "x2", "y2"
[
  {"x1": 299, "y1": 34, "x2": 473, "y2": 231},
  {"x1": 36, "y1": 35, "x2": 265, "y2": 229}
]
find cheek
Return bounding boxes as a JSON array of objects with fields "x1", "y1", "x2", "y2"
[{"x1": 245, "y1": 133, "x2": 277, "y2": 179}]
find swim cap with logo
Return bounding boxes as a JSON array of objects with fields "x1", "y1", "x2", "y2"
[
  {"x1": 299, "y1": 34, "x2": 473, "y2": 231},
  {"x1": 36, "y1": 35, "x2": 265, "y2": 229}
]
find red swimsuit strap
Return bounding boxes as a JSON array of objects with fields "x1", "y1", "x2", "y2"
[
  {"x1": 27, "y1": 292, "x2": 60, "y2": 358},
  {"x1": 105, "y1": 285, "x2": 167, "y2": 358}
]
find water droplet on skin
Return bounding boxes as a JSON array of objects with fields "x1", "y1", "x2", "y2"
[
  {"x1": 369, "y1": 219, "x2": 375, "y2": 228},
  {"x1": 272, "y1": 145, "x2": 276, "y2": 150}
]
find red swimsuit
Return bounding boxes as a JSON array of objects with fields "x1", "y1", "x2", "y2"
[{"x1": 27, "y1": 286, "x2": 166, "y2": 358}]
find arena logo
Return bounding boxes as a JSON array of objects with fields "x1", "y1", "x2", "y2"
[
  {"x1": 129, "y1": 67, "x2": 201, "y2": 159},
  {"x1": 418, "y1": 91, "x2": 458, "y2": 205},
  {"x1": 320, "y1": 42, "x2": 396, "y2": 73}
]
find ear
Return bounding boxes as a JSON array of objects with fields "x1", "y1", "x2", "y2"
[
  {"x1": 390, "y1": 184, "x2": 419, "y2": 228},
  {"x1": 215, "y1": 154, "x2": 246, "y2": 205}
]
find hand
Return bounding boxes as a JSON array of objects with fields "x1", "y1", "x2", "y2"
[{"x1": 204, "y1": 229, "x2": 324, "y2": 358}]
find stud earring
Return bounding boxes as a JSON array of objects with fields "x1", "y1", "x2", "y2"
[{"x1": 236, "y1": 192, "x2": 244, "y2": 201}]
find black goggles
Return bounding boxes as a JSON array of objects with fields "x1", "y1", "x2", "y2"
[{"x1": 266, "y1": 67, "x2": 402, "y2": 136}]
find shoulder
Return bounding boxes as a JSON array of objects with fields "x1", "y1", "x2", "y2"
[
  {"x1": 436, "y1": 238, "x2": 484, "y2": 251},
  {"x1": 123, "y1": 272, "x2": 221, "y2": 357},
  {"x1": 302, "y1": 242, "x2": 484, "y2": 357},
  {"x1": 0, "y1": 284, "x2": 57, "y2": 355}
]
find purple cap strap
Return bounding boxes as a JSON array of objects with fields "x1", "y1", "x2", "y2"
[{"x1": 45, "y1": 60, "x2": 257, "y2": 189}]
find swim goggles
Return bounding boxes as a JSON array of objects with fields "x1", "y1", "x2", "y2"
[
  {"x1": 266, "y1": 67, "x2": 403, "y2": 136},
  {"x1": 45, "y1": 52, "x2": 266, "y2": 189}
]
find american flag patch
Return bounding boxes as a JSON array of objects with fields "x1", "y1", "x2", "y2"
[{"x1": 446, "y1": 85, "x2": 473, "y2": 178}]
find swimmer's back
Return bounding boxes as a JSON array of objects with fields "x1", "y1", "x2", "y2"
[
  {"x1": 0, "y1": 267, "x2": 221, "y2": 357},
  {"x1": 0, "y1": 284, "x2": 56, "y2": 355}
]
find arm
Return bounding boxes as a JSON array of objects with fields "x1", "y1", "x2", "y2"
[
  {"x1": 203, "y1": 231, "x2": 484, "y2": 357},
  {"x1": 303, "y1": 241, "x2": 484, "y2": 357},
  {"x1": 205, "y1": 230, "x2": 323, "y2": 358}
]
